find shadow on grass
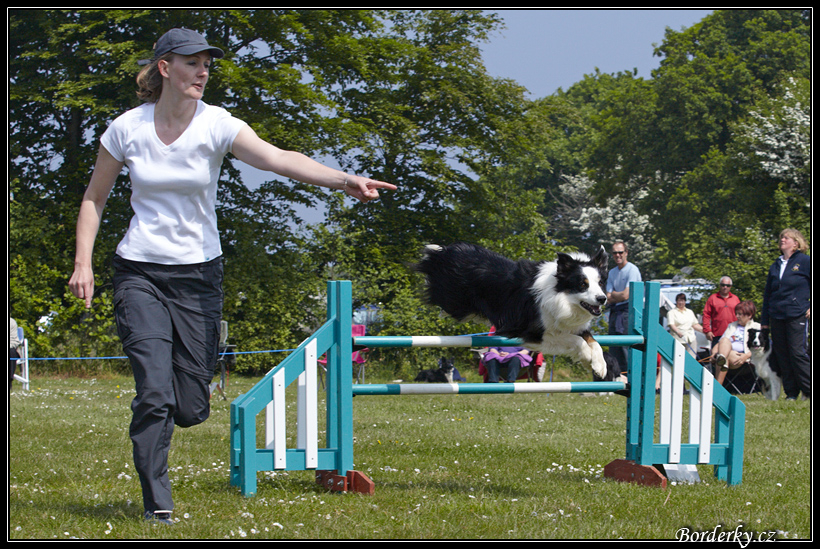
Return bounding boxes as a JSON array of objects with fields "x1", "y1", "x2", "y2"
[{"x1": 11, "y1": 496, "x2": 144, "y2": 522}]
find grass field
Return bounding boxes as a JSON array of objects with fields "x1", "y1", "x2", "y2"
[{"x1": 8, "y1": 373, "x2": 811, "y2": 540}]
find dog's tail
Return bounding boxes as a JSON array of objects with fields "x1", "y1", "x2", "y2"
[{"x1": 414, "y1": 243, "x2": 472, "y2": 317}]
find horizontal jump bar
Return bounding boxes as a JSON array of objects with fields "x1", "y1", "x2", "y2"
[
  {"x1": 353, "y1": 335, "x2": 644, "y2": 348},
  {"x1": 352, "y1": 381, "x2": 627, "y2": 396}
]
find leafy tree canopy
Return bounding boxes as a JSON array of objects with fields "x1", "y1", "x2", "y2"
[{"x1": 9, "y1": 9, "x2": 810, "y2": 375}]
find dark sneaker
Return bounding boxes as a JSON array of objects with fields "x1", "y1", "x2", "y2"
[{"x1": 144, "y1": 511, "x2": 173, "y2": 525}]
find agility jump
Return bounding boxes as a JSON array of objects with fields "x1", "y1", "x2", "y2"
[{"x1": 230, "y1": 281, "x2": 745, "y2": 496}]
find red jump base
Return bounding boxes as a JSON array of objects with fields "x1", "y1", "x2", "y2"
[
  {"x1": 316, "y1": 470, "x2": 375, "y2": 495},
  {"x1": 604, "y1": 459, "x2": 667, "y2": 489}
]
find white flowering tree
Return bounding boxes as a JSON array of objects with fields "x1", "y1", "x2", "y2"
[
  {"x1": 735, "y1": 77, "x2": 811, "y2": 201},
  {"x1": 556, "y1": 174, "x2": 655, "y2": 270}
]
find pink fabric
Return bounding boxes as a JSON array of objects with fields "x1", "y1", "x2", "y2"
[
  {"x1": 319, "y1": 324, "x2": 368, "y2": 365},
  {"x1": 482, "y1": 348, "x2": 533, "y2": 368}
]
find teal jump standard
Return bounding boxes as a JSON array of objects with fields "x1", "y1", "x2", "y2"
[{"x1": 230, "y1": 280, "x2": 745, "y2": 497}]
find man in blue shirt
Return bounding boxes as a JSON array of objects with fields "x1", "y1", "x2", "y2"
[{"x1": 606, "y1": 240, "x2": 642, "y2": 376}]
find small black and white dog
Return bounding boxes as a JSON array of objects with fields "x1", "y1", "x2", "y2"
[
  {"x1": 415, "y1": 357, "x2": 455, "y2": 383},
  {"x1": 415, "y1": 242, "x2": 609, "y2": 378},
  {"x1": 747, "y1": 327, "x2": 780, "y2": 400}
]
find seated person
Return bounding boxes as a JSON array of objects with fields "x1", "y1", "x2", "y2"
[
  {"x1": 483, "y1": 346, "x2": 532, "y2": 383},
  {"x1": 711, "y1": 300, "x2": 760, "y2": 386}
]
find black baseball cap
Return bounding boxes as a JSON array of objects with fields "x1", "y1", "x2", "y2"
[{"x1": 139, "y1": 28, "x2": 224, "y2": 65}]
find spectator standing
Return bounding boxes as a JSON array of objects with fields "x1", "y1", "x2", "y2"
[
  {"x1": 606, "y1": 240, "x2": 642, "y2": 377},
  {"x1": 761, "y1": 229, "x2": 811, "y2": 400},
  {"x1": 702, "y1": 277, "x2": 740, "y2": 350}
]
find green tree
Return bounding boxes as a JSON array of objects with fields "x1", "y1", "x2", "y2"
[
  {"x1": 9, "y1": 9, "x2": 549, "y2": 376},
  {"x1": 9, "y1": 9, "x2": 156, "y2": 366},
  {"x1": 651, "y1": 9, "x2": 810, "y2": 175},
  {"x1": 322, "y1": 11, "x2": 526, "y2": 251}
]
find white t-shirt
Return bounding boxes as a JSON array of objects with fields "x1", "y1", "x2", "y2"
[
  {"x1": 667, "y1": 307, "x2": 699, "y2": 345},
  {"x1": 101, "y1": 101, "x2": 247, "y2": 264}
]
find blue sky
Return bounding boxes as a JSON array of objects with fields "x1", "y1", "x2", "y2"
[{"x1": 481, "y1": 9, "x2": 714, "y2": 98}]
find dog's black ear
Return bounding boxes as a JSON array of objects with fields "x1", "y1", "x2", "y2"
[
  {"x1": 591, "y1": 246, "x2": 609, "y2": 271},
  {"x1": 556, "y1": 252, "x2": 575, "y2": 275}
]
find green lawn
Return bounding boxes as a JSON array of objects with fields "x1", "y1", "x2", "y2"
[{"x1": 9, "y1": 375, "x2": 811, "y2": 540}]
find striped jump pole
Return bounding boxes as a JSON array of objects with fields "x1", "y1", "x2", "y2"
[
  {"x1": 230, "y1": 280, "x2": 745, "y2": 497},
  {"x1": 353, "y1": 334, "x2": 644, "y2": 349},
  {"x1": 352, "y1": 381, "x2": 626, "y2": 396}
]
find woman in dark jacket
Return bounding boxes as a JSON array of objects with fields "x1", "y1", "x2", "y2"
[{"x1": 761, "y1": 229, "x2": 811, "y2": 400}]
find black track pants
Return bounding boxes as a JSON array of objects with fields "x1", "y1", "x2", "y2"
[{"x1": 113, "y1": 255, "x2": 223, "y2": 514}]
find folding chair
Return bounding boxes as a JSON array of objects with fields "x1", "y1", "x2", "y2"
[
  {"x1": 351, "y1": 324, "x2": 369, "y2": 384},
  {"x1": 722, "y1": 362, "x2": 762, "y2": 395},
  {"x1": 318, "y1": 324, "x2": 369, "y2": 386},
  {"x1": 697, "y1": 347, "x2": 763, "y2": 396},
  {"x1": 11, "y1": 327, "x2": 30, "y2": 391}
]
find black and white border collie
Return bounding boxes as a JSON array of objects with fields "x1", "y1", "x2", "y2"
[
  {"x1": 415, "y1": 242, "x2": 609, "y2": 378},
  {"x1": 414, "y1": 357, "x2": 455, "y2": 383},
  {"x1": 746, "y1": 327, "x2": 781, "y2": 400}
]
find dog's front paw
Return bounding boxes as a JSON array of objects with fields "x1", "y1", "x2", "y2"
[{"x1": 590, "y1": 350, "x2": 608, "y2": 379}]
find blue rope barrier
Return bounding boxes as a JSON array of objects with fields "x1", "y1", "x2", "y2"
[
  {"x1": 14, "y1": 348, "x2": 291, "y2": 362},
  {"x1": 14, "y1": 330, "x2": 640, "y2": 362}
]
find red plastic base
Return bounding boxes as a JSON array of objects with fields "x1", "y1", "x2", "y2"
[
  {"x1": 315, "y1": 470, "x2": 375, "y2": 495},
  {"x1": 316, "y1": 462, "x2": 665, "y2": 494},
  {"x1": 603, "y1": 459, "x2": 667, "y2": 489}
]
